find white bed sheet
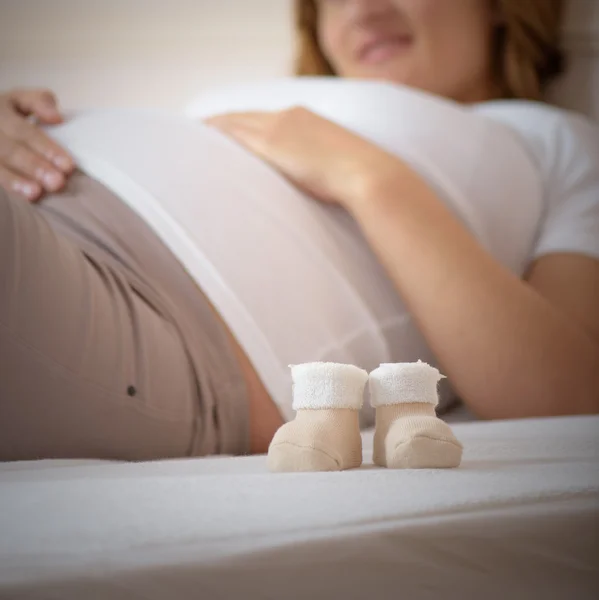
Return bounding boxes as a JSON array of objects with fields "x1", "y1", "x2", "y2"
[{"x1": 1, "y1": 415, "x2": 598, "y2": 600}]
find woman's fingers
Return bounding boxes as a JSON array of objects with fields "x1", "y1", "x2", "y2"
[
  {"x1": 0, "y1": 164, "x2": 42, "y2": 201},
  {"x1": 9, "y1": 89, "x2": 74, "y2": 170},
  {"x1": 0, "y1": 106, "x2": 74, "y2": 172},
  {"x1": 21, "y1": 121, "x2": 73, "y2": 173},
  {"x1": 2, "y1": 137, "x2": 65, "y2": 191},
  {"x1": 0, "y1": 88, "x2": 74, "y2": 200},
  {"x1": 0, "y1": 112, "x2": 71, "y2": 200},
  {"x1": 10, "y1": 88, "x2": 64, "y2": 125}
]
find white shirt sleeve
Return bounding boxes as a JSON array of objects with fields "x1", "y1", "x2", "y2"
[{"x1": 532, "y1": 113, "x2": 599, "y2": 262}]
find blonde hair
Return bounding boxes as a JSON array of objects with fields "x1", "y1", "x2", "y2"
[{"x1": 294, "y1": 0, "x2": 566, "y2": 101}]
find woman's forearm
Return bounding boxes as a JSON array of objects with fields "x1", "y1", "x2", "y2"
[{"x1": 347, "y1": 165, "x2": 599, "y2": 419}]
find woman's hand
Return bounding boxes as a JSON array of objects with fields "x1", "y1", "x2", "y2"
[
  {"x1": 0, "y1": 88, "x2": 74, "y2": 201},
  {"x1": 206, "y1": 107, "x2": 398, "y2": 209}
]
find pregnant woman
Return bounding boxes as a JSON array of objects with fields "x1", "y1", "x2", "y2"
[{"x1": 1, "y1": 0, "x2": 598, "y2": 462}]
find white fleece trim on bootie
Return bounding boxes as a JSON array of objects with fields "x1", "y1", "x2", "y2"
[
  {"x1": 369, "y1": 361, "x2": 445, "y2": 407},
  {"x1": 290, "y1": 362, "x2": 368, "y2": 411}
]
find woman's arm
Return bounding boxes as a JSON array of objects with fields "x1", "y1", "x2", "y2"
[{"x1": 347, "y1": 166, "x2": 599, "y2": 418}]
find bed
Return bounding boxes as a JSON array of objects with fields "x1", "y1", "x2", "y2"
[
  {"x1": 1, "y1": 414, "x2": 598, "y2": 599},
  {"x1": 2, "y1": 2, "x2": 599, "y2": 599}
]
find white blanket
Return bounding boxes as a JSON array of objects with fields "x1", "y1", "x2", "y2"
[{"x1": 1, "y1": 415, "x2": 598, "y2": 600}]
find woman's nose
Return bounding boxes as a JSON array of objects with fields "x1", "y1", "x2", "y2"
[{"x1": 344, "y1": 0, "x2": 399, "y2": 24}]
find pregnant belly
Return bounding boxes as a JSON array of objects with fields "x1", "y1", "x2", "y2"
[{"x1": 47, "y1": 110, "x2": 404, "y2": 421}]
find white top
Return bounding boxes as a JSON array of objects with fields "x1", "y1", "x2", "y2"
[
  {"x1": 47, "y1": 79, "x2": 599, "y2": 419},
  {"x1": 471, "y1": 99, "x2": 599, "y2": 261}
]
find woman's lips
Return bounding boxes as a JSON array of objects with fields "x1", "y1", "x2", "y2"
[{"x1": 358, "y1": 36, "x2": 412, "y2": 65}]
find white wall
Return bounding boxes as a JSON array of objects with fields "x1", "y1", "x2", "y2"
[
  {"x1": 0, "y1": 0, "x2": 294, "y2": 110},
  {"x1": 0, "y1": 0, "x2": 597, "y2": 117}
]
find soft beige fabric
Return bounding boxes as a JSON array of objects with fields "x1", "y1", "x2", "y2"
[
  {"x1": 373, "y1": 403, "x2": 463, "y2": 468},
  {"x1": 268, "y1": 363, "x2": 368, "y2": 472},
  {"x1": 370, "y1": 363, "x2": 462, "y2": 468},
  {"x1": 267, "y1": 409, "x2": 363, "y2": 472}
]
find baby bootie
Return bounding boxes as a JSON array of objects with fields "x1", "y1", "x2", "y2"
[
  {"x1": 268, "y1": 362, "x2": 368, "y2": 472},
  {"x1": 370, "y1": 361, "x2": 463, "y2": 469}
]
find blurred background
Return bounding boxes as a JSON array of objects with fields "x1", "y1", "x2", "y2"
[
  {"x1": 0, "y1": 0, "x2": 597, "y2": 115},
  {"x1": 0, "y1": 0, "x2": 293, "y2": 110}
]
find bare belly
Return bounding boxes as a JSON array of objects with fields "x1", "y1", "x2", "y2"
[{"x1": 204, "y1": 298, "x2": 285, "y2": 454}]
